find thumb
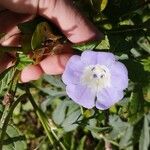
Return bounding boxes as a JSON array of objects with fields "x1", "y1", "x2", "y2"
[{"x1": 39, "y1": 0, "x2": 103, "y2": 43}]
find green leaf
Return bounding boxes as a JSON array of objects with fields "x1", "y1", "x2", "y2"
[
  {"x1": 138, "y1": 37, "x2": 150, "y2": 54},
  {"x1": 39, "y1": 87, "x2": 66, "y2": 97},
  {"x1": 141, "y1": 57, "x2": 150, "y2": 72},
  {"x1": 21, "y1": 34, "x2": 32, "y2": 53},
  {"x1": 77, "y1": 136, "x2": 86, "y2": 150},
  {"x1": 62, "y1": 109, "x2": 81, "y2": 132},
  {"x1": 18, "y1": 18, "x2": 40, "y2": 53},
  {"x1": 119, "y1": 126, "x2": 133, "y2": 149},
  {"x1": 139, "y1": 114, "x2": 150, "y2": 150},
  {"x1": 43, "y1": 75, "x2": 65, "y2": 89},
  {"x1": 1, "y1": 125, "x2": 27, "y2": 150},
  {"x1": 90, "y1": 0, "x2": 108, "y2": 12},
  {"x1": 18, "y1": 19, "x2": 39, "y2": 34},
  {"x1": 52, "y1": 99, "x2": 81, "y2": 132},
  {"x1": 16, "y1": 53, "x2": 33, "y2": 70},
  {"x1": 31, "y1": 22, "x2": 51, "y2": 50},
  {"x1": 100, "y1": 0, "x2": 108, "y2": 11},
  {"x1": 143, "y1": 84, "x2": 150, "y2": 102},
  {"x1": 96, "y1": 35, "x2": 110, "y2": 50},
  {"x1": 86, "y1": 125, "x2": 111, "y2": 133},
  {"x1": 0, "y1": 67, "x2": 16, "y2": 96},
  {"x1": 109, "y1": 115, "x2": 129, "y2": 140},
  {"x1": 52, "y1": 101, "x2": 70, "y2": 125},
  {"x1": 72, "y1": 41, "x2": 100, "y2": 51}
]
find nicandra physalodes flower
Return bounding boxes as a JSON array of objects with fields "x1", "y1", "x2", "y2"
[{"x1": 62, "y1": 50, "x2": 128, "y2": 110}]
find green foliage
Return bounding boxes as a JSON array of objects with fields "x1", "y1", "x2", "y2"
[
  {"x1": 31, "y1": 22, "x2": 52, "y2": 50},
  {"x1": 72, "y1": 41, "x2": 100, "y2": 51},
  {"x1": 16, "y1": 53, "x2": 33, "y2": 70},
  {"x1": 0, "y1": 67, "x2": 16, "y2": 97},
  {"x1": 2, "y1": 125, "x2": 27, "y2": 150},
  {"x1": 0, "y1": 0, "x2": 150, "y2": 149}
]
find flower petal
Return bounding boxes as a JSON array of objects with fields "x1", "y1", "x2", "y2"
[
  {"x1": 66, "y1": 84, "x2": 95, "y2": 109},
  {"x1": 62, "y1": 55, "x2": 85, "y2": 84},
  {"x1": 110, "y1": 62, "x2": 128, "y2": 90},
  {"x1": 96, "y1": 88, "x2": 124, "y2": 110},
  {"x1": 97, "y1": 52, "x2": 116, "y2": 67},
  {"x1": 81, "y1": 50, "x2": 98, "y2": 65}
]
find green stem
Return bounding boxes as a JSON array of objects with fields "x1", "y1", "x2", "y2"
[
  {"x1": 0, "y1": 105, "x2": 10, "y2": 128},
  {"x1": 104, "y1": 110, "x2": 112, "y2": 150},
  {"x1": 99, "y1": 134, "x2": 119, "y2": 147},
  {"x1": 26, "y1": 88, "x2": 67, "y2": 150},
  {"x1": 0, "y1": 94, "x2": 26, "y2": 150},
  {"x1": 26, "y1": 88, "x2": 54, "y2": 145}
]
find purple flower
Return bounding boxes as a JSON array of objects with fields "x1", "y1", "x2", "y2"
[{"x1": 62, "y1": 50, "x2": 128, "y2": 110}]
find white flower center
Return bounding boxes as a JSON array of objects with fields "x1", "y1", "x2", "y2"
[{"x1": 80, "y1": 64, "x2": 111, "y2": 93}]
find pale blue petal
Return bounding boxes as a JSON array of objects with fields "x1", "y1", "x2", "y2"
[
  {"x1": 81, "y1": 50, "x2": 98, "y2": 65},
  {"x1": 62, "y1": 55, "x2": 85, "y2": 85},
  {"x1": 97, "y1": 52, "x2": 116, "y2": 67},
  {"x1": 96, "y1": 88, "x2": 124, "y2": 110},
  {"x1": 66, "y1": 84, "x2": 96, "y2": 109},
  {"x1": 110, "y1": 62, "x2": 128, "y2": 90}
]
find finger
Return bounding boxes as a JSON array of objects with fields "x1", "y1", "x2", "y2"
[
  {"x1": 20, "y1": 64, "x2": 44, "y2": 83},
  {"x1": 21, "y1": 44, "x2": 73, "y2": 82},
  {"x1": 40, "y1": 53, "x2": 72, "y2": 75},
  {"x1": 39, "y1": 0, "x2": 103, "y2": 43},
  {"x1": 0, "y1": 11, "x2": 33, "y2": 46},
  {"x1": 20, "y1": 54, "x2": 72, "y2": 82},
  {"x1": 0, "y1": 0, "x2": 39, "y2": 14}
]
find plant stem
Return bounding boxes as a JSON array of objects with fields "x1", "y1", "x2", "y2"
[
  {"x1": 0, "y1": 94, "x2": 26, "y2": 150},
  {"x1": 26, "y1": 88, "x2": 54, "y2": 144},
  {"x1": 104, "y1": 110, "x2": 112, "y2": 150},
  {"x1": 26, "y1": 88, "x2": 67, "y2": 150}
]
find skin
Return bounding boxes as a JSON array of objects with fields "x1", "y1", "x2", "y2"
[{"x1": 0, "y1": 0, "x2": 102, "y2": 82}]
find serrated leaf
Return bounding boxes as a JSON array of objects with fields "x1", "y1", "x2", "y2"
[
  {"x1": 0, "y1": 125, "x2": 27, "y2": 150},
  {"x1": 72, "y1": 41, "x2": 99, "y2": 51},
  {"x1": 0, "y1": 67, "x2": 16, "y2": 96},
  {"x1": 96, "y1": 35, "x2": 110, "y2": 50},
  {"x1": 62, "y1": 109, "x2": 81, "y2": 132},
  {"x1": 6, "y1": 125, "x2": 27, "y2": 150}
]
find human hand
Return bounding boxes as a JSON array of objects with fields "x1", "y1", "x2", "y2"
[{"x1": 0, "y1": 0, "x2": 102, "y2": 82}]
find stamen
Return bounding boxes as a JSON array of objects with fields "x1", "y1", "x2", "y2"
[
  {"x1": 93, "y1": 74, "x2": 98, "y2": 78},
  {"x1": 80, "y1": 64, "x2": 111, "y2": 93}
]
